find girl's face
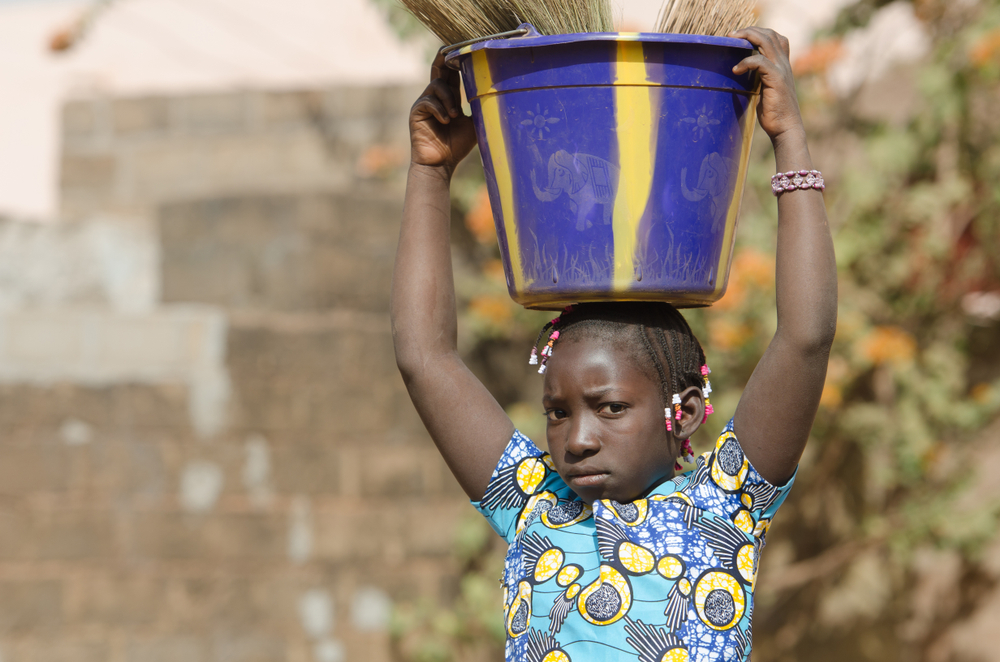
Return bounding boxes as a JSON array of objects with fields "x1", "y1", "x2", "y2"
[{"x1": 542, "y1": 335, "x2": 678, "y2": 504}]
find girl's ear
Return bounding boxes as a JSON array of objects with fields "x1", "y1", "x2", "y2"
[{"x1": 674, "y1": 385, "x2": 705, "y2": 440}]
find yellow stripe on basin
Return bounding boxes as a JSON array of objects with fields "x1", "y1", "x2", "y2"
[
  {"x1": 472, "y1": 51, "x2": 525, "y2": 291},
  {"x1": 611, "y1": 41, "x2": 658, "y2": 292}
]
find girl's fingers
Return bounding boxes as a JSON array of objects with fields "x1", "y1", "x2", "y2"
[
  {"x1": 428, "y1": 79, "x2": 461, "y2": 117},
  {"x1": 414, "y1": 94, "x2": 451, "y2": 125},
  {"x1": 733, "y1": 53, "x2": 773, "y2": 77},
  {"x1": 431, "y1": 49, "x2": 464, "y2": 109},
  {"x1": 731, "y1": 27, "x2": 787, "y2": 63}
]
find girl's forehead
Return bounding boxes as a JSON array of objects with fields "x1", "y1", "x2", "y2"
[{"x1": 544, "y1": 335, "x2": 662, "y2": 391}]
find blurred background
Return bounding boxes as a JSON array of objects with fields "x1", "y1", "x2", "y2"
[{"x1": 0, "y1": 0, "x2": 998, "y2": 660}]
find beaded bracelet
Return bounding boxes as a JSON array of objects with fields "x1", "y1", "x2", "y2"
[{"x1": 771, "y1": 169, "x2": 825, "y2": 196}]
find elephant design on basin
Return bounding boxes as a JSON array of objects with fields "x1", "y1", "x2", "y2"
[
  {"x1": 532, "y1": 150, "x2": 620, "y2": 232},
  {"x1": 681, "y1": 152, "x2": 736, "y2": 233}
]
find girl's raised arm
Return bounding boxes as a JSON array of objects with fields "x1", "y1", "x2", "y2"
[
  {"x1": 729, "y1": 28, "x2": 838, "y2": 485},
  {"x1": 391, "y1": 54, "x2": 514, "y2": 501}
]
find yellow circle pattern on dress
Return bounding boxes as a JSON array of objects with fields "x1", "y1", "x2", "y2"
[
  {"x1": 618, "y1": 541, "x2": 656, "y2": 575},
  {"x1": 661, "y1": 648, "x2": 690, "y2": 662},
  {"x1": 733, "y1": 509, "x2": 754, "y2": 536},
  {"x1": 557, "y1": 564, "x2": 582, "y2": 587},
  {"x1": 535, "y1": 548, "x2": 565, "y2": 583},
  {"x1": 693, "y1": 571, "x2": 745, "y2": 630},
  {"x1": 710, "y1": 432, "x2": 750, "y2": 492},
  {"x1": 657, "y1": 555, "x2": 684, "y2": 580},
  {"x1": 578, "y1": 564, "x2": 632, "y2": 626},
  {"x1": 566, "y1": 583, "x2": 581, "y2": 599},
  {"x1": 736, "y1": 544, "x2": 756, "y2": 584},
  {"x1": 516, "y1": 457, "x2": 548, "y2": 495},
  {"x1": 754, "y1": 518, "x2": 771, "y2": 539},
  {"x1": 542, "y1": 651, "x2": 571, "y2": 662},
  {"x1": 506, "y1": 580, "x2": 532, "y2": 638},
  {"x1": 542, "y1": 454, "x2": 557, "y2": 471},
  {"x1": 678, "y1": 577, "x2": 692, "y2": 596},
  {"x1": 740, "y1": 493, "x2": 752, "y2": 508}
]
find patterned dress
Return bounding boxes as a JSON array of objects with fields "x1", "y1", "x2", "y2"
[{"x1": 473, "y1": 420, "x2": 794, "y2": 662}]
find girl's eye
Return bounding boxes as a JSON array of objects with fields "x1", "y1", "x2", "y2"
[
  {"x1": 545, "y1": 409, "x2": 567, "y2": 421},
  {"x1": 602, "y1": 403, "x2": 627, "y2": 414}
]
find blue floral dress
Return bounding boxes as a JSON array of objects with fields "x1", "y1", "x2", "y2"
[{"x1": 473, "y1": 420, "x2": 794, "y2": 662}]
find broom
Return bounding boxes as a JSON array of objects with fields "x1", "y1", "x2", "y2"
[
  {"x1": 398, "y1": 0, "x2": 755, "y2": 45},
  {"x1": 397, "y1": 0, "x2": 614, "y2": 45},
  {"x1": 655, "y1": 0, "x2": 758, "y2": 37}
]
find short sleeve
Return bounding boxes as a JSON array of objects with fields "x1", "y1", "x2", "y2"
[
  {"x1": 684, "y1": 418, "x2": 796, "y2": 532},
  {"x1": 472, "y1": 430, "x2": 566, "y2": 543}
]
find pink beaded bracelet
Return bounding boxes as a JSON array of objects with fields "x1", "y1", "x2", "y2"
[{"x1": 771, "y1": 169, "x2": 825, "y2": 196}]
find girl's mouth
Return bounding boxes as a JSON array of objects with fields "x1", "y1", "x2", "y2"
[{"x1": 568, "y1": 473, "x2": 609, "y2": 487}]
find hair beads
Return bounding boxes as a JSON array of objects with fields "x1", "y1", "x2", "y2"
[
  {"x1": 701, "y1": 364, "x2": 714, "y2": 424},
  {"x1": 529, "y1": 307, "x2": 574, "y2": 374}
]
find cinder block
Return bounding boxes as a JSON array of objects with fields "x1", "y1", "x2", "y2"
[
  {"x1": 1, "y1": 312, "x2": 86, "y2": 366},
  {"x1": 132, "y1": 512, "x2": 286, "y2": 560},
  {"x1": 126, "y1": 637, "x2": 208, "y2": 662},
  {"x1": 129, "y1": 133, "x2": 337, "y2": 204},
  {"x1": 399, "y1": 499, "x2": 467, "y2": 557},
  {"x1": 211, "y1": 633, "x2": 286, "y2": 662},
  {"x1": 113, "y1": 97, "x2": 171, "y2": 136},
  {"x1": 177, "y1": 92, "x2": 249, "y2": 134},
  {"x1": 260, "y1": 91, "x2": 324, "y2": 128},
  {"x1": 158, "y1": 192, "x2": 402, "y2": 312},
  {"x1": 59, "y1": 154, "x2": 117, "y2": 189},
  {"x1": 32, "y1": 510, "x2": 116, "y2": 560},
  {"x1": 358, "y1": 446, "x2": 430, "y2": 498},
  {"x1": 98, "y1": 317, "x2": 201, "y2": 370},
  {"x1": 61, "y1": 100, "x2": 105, "y2": 144},
  {"x1": 0, "y1": 445, "x2": 71, "y2": 496},
  {"x1": 22, "y1": 640, "x2": 110, "y2": 662},
  {"x1": 271, "y1": 445, "x2": 340, "y2": 495},
  {"x1": 0, "y1": 580, "x2": 63, "y2": 634},
  {"x1": 0, "y1": 508, "x2": 115, "y2": 560},
  {"x1": 64, "y1": 573, "x2": 166, "y2": 629}
]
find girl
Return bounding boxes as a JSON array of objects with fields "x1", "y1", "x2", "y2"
[{"x1": 392, "y1": 27, "x2": 836, "y2": 662}]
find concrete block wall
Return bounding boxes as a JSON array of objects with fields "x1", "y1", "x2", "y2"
[
  {"x1": 59, "y1": 85, "x2": 420, "y2": 220},
  {"x1": 0, "y1": 82, "x2": 473, "y2": 662}
]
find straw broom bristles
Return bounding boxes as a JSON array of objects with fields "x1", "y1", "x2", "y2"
[
  {"x1": 398, "y1": 0, "x2": 754, "y2": 47},
  {"x1": 398, "y1": 0, "x2": 613, "y2": 45},
  {"x1": 655, "y1": 0, "x2": 758, "y2": 37}
]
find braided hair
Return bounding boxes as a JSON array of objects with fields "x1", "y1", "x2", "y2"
[{"x1": 528, "y1": 302, "x2": 714, "y2": 466}]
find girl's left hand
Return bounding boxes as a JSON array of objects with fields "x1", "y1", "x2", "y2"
[{"x1": 730, "y1": 27, "x2": 804, "y2": 144}]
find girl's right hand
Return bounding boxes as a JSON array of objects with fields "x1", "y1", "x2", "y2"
[{"x1": 409, "y1": 51, "x2": 477, "y2": 175}]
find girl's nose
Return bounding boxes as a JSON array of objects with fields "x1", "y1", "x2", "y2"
[{"x1": 564, "y1": 417, "x2": 600, "y2": 457}]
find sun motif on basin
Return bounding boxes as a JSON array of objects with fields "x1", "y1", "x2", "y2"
[
  {"x1": 521, "y1": 105, "x2": 561, "y2": 140},
  {"x1": 681, "y1": 104, "x2": 721, "y2": 142}
]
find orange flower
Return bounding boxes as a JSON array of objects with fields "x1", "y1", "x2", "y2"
[
  {"x1": 820, "y1": 383, "x2": 843, "y2": 409},
  {"x1": 971, "y1": 28, "x2": 1000, "y2": 67},
  {"x1": 861, "y1": 326, "x2": 917, "y2": 366},
  {"x1": 356, "y1": 144, "x2": 403, "y2": 177},
  {"x1": 465, "y1": 186, "x2": 497, "y2": 244},
  {"x1": 715, "y1": 249, "x2": 773, "y2": 311},
  {"x1": 469, "y1": 294, "x2": 512, "y2": 326},
  {"x1": 820, "y1": 356, "x2": 849, "y2": 409},
  {"x1": 971, "y1": 383, "x2": 994, "y2": 404},
  {"x1": 793, "y1": 39, "x2": 845, "y2": 76}
]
